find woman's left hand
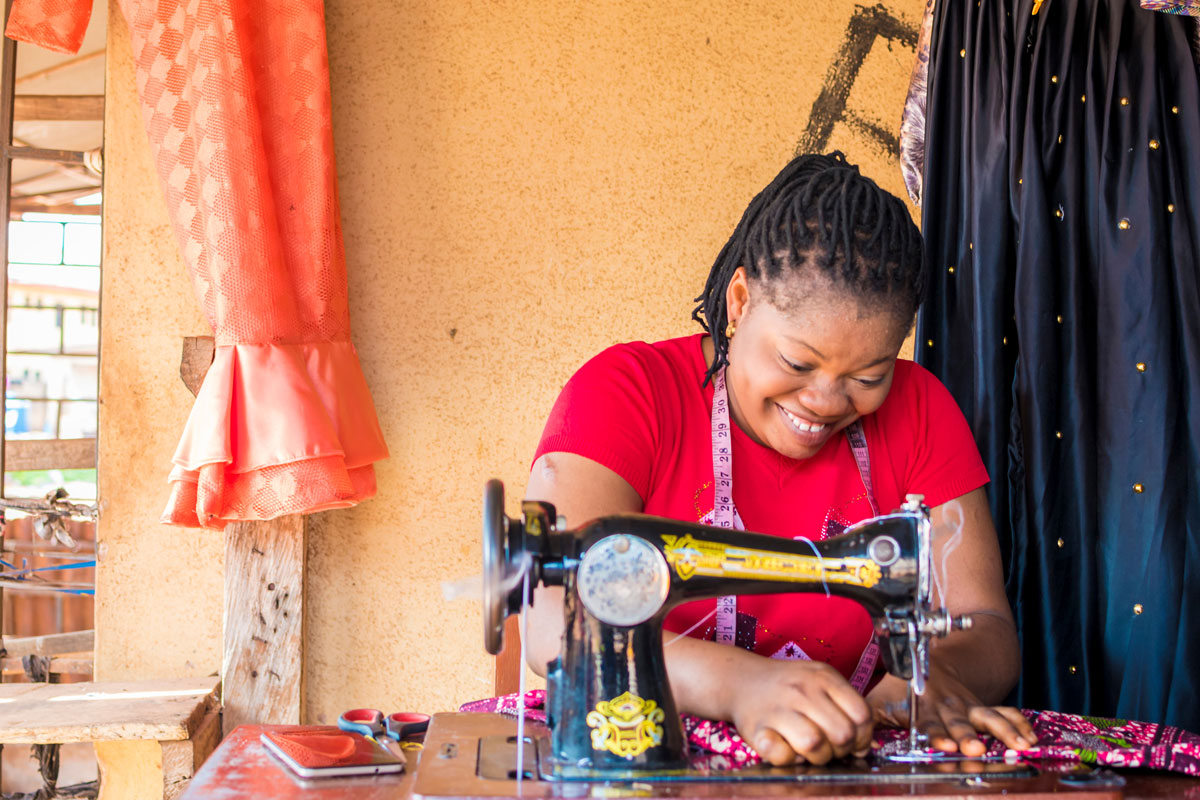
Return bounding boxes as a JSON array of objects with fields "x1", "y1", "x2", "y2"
[{"x1": 869, "y1": 659, "x2": 1036, "y2": 755}]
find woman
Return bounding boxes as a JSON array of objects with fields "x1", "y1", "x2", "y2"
[{"x1": 525, "y1": 152, "x2": 1035, "y2": 766}]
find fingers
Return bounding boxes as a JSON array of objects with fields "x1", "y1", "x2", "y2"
[
  {"x1": 751, "y1": 714, "x2": 834, "y2": 766},
  {"x1": 747, "y1": 675, "x2": 873, "y2": 765},
  {"x1": 923, "y1": 698, "x2": 1037, "y2": 755},
  {"x1": 967, "y1": 705, "x2": 1037, "y2": 750},
  {"x1": 924, "y1": 695, "x2": 986, "y2": 756}
]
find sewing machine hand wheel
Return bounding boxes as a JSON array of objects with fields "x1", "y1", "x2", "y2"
[{"x1": 482, "y1": 479, "x2": 509, "y2": 655}]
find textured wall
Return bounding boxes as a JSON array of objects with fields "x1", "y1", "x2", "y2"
[
  {"x1": 97, "y1": 1, "x2": 222, "y2": 680},
  {"x1": 99, "y1": 0, "x2": 922, "y2": 718}
]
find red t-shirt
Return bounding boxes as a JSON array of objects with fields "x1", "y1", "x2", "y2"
[{"x1": 534, "y1": 333, "x2": 989, "y2": 681}]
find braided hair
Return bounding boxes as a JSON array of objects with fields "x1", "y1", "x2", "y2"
[{"x1": 692, "y1": 151, "x2": 925, "y2": 386}]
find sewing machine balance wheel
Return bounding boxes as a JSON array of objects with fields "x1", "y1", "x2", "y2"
[{"x1": 482, "y1": 479, "x2": 510, "y2": 655}]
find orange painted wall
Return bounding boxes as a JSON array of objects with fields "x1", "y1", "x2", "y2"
[{"x1": 99, "y1": 0, "x2": 923, "y2": 720}]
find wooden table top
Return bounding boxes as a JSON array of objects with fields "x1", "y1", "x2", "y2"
[
  {"x1": 180, "y1": 718, "x2": 1200, "y2": 800},
  {"x1": 0, "y1": 676, "x2": 221, "y2": 744}
]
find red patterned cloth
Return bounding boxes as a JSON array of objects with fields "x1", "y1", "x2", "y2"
[
  {"x1": 5, "y1": 0, "x2": 92, "y2": 54},
  {"x1": 6, "y1": 0, "x2": 389, "y2": 528},
  {"x1": 461, "y1": 693, "x2": 1200, "y2": 776}
]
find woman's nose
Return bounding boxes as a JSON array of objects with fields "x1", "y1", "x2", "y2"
[{"x1": 798, "y1": 382, "x2": 851, "y2": 419}]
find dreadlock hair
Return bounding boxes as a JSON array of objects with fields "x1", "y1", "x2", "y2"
[{"x1": 692, "y1": 151, "x2": 925, "y2": 386}]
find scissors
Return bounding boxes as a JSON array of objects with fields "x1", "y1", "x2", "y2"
[{"x1": 337, "y1": 708, "x2": 430, "y2": 743}]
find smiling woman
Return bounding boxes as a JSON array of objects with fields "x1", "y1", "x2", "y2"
[{"x1": 524, "y1": 152, "x2": 1033, "y2": 767}]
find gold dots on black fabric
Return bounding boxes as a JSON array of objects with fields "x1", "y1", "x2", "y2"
[
  {"x1": 1120, "y1": 97, "x2": 1130, "y2": 106},
  {"x1": 1002, "y1": 336, "x2": 1008, "y2": 345},
  {"x1": 1056, "y1": 314, "x2": 1064, "y2": 324},
  {"x1": 948, "y1": 265, "x2": 956, "y2": 274},
  {"x1": 1167, "y1": 203, "x2": 1176, "y2": 214},
  {"x1": 1051, "y1": 74, "x2": 1059, "y2": 84},
  {"x1": 1081, "y1": 94, "x2": 1087, "y2": 103},
  {"x1": 960, "y1": 48, "x2": 966, "y2": 58},
  {"x1": 1069, "y1": 665, "x2": 1078, "y2": 674},
  {"x1": 1055, "y1": 431, "x2": 1063, "y2": 440},
  {"x1": 1118, "y1": 218, "x2": 1131, "y2": 231},
  {"x1": 1058, "y1": 133, "x2": 1064, "y2": 144},
  {"x1": 1149, "y1": 139, "x2": 1160, "y2": 150},
  {"x1": 1055, "y1": 207, "x2": 1064, "y2": 220},
  {"x1": 927, "y1": 339, "x2": 934, "y2": 348},
  {"x1": 1134, "y1": 603, "x2": 1144, "y2": 615},
  {"x1": 1057, "y1": 537, "x2": 1065, "y2": 548},
  {"x1": 968, "y1": 242, "x2": 974, "y2": 250},
  {"x1": 1133, "y1": 483, "x2": 1145, "y2": 494},
  {"x1": 1136, "y1": 362, "x2": 1147, "y2": 373},
  {"x1": 1172, "y1": 105, "x2": 1179, "y2": 114}
]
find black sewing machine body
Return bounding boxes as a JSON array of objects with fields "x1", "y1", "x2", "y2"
[{"x1": 482, "y1": 480, "x2": 949, "y2": 778}]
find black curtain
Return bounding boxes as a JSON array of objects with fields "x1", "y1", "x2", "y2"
[{"x1": 917, "y1": 0, "x2": 1200, "y2": 729}]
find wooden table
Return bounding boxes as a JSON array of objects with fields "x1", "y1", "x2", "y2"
[
  {"x1": 182, "y1": 715, "x2": 1200, "y2": 800},
  {"x1": 181, "y1": 724, "x2": 411, "y2": 799},
  {"x1": 0, "y1": 676, "x2": 222, "y2": 800}
]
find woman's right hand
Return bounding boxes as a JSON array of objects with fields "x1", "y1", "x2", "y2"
[{"x1": 727, "y1": 655, "x2": 875, "y2": 765}]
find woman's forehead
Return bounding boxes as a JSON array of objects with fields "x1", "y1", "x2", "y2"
[{"x1": 748, "y1": 278, "x2": 911, "y2": 351}]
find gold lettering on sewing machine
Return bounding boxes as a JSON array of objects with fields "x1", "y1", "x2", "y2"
[
  {"x1": 586, "y1": 691, "x2": 665, "y2": 759},
  {"x1": 660, "y1": 534, "x2": 882, "y2": 588}
]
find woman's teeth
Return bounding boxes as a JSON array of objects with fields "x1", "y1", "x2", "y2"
[{"x1": 783, "y1": 407, "x2": 826, "y2": 433}]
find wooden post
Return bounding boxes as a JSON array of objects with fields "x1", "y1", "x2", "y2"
[
  {"x1": 180, "y1": 337, "x2": 306, "y2": 735},
  {"x1": 221, "y1": 517, "x2": 305, "y2": 734}
]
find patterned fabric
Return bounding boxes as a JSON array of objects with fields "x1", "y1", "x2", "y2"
[
  {"x1": 461, "y1": 694, "x2": 1200, "y2": 775},
  {"x1": 899, "y1": 0, "x2": 935, "y2": 207},
  {"x1": 1141, "y1": 0, "x2": 1200, "y2": 14},
  {"x1": 4, "y1": 0, "x2": 93, "y2": 55},
  {"x1": 5, "y1": 0, "x2": 390, "y2": 528},
  {"x1": 875, "y1": 710, "x2": 1200, "y2": 775}
]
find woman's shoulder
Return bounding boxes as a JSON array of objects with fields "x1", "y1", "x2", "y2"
[
  {"x1": 883, "y1": 358, "x2": 962, "y2": 413},
  {"x1": 576, "y1": 333, "x2": 706, "y2": 387}
]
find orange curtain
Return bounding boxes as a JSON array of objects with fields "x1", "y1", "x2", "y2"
[{"x1": 6, "y1": 0, "x2": 389, "y2": 528}]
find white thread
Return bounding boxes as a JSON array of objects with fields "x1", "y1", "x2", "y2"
[
  {"x1": 663, "y1": 607, "x2": 718, "y2": 647},
  {"x1": 515, "y1": 568, "x2": 530, "y2": 789},
  {"x1": 795, "y1": 537, "x2": 831, "y2": 597},
  {"x1": 931, "y1": 500, "x2": 965, "y2": 611}
]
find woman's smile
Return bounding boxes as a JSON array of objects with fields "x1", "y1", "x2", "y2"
[{"x1": 776, "y1": 403, "x2": 834, "y2": 446}]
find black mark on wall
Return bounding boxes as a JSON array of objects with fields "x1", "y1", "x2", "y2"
[{"x1": 796, "y1": 4, "x2": 918, "y2": 158}]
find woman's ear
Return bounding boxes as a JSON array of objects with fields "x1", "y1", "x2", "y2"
[{"x1": 725, "y1": 267, "x2": 750, "y2": 326}]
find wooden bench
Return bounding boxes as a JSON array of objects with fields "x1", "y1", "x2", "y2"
[{"x1": 0, "y1": 676, "x2": 221, "y2": 800}]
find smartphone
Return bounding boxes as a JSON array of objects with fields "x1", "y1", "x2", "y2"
[{"x1": 261, "y1": 729, "x2": 406, "y2": 779}]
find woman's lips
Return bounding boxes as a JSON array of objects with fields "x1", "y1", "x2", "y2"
[{"x1": 777, "y1": 404, "x2": 836, "y2": 447}]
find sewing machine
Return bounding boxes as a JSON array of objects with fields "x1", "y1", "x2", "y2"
[{"x1": 413, "y1": 480, "x2": 1040, "y2": 795}]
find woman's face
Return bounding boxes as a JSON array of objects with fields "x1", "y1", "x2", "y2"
[{"x1": 721, "y1": 268, "x2": 910, "y2": 461}]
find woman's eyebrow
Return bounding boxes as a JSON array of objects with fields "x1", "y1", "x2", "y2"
[{"x1": 782, "y1": 337, "x2": 894, "y2": 369}]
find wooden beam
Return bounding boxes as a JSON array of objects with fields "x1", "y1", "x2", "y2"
[
  {"x1": 221, "y1": 516, "x2": 305, "y2": 735},
  {"x1": 14, "y1": 95, "x2": 104, "y2": 121},
  {"x1": 1, "y1": 629, "x2": 93, "y2": 658},
  {"x1": 494, "y1": 617, "x2": 522, "y2": 695},
  {"x1": 0, "y1": 676, "x2": 220, "y2": 744},
  {"x1": 178, "y1": 336, "x2": 307, "y2": 734},
  {"x1": 4, "y1": 437, "x2": 96, "y2": 471},
  {"x1": 179, "y1": 337, "x2": 215, "y2": 397},
  {"x1": 4, "y1": 145, "x2": 85, "y2": 164},
  {"x1": 1, "y1": 652, "x2": 92, "y2": 677}
]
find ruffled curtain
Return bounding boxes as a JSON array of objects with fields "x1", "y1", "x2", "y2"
[{"x1": 6, "y1": 0, "x2": 389, "y2": 528}]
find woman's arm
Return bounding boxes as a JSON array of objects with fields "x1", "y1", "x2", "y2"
[
  {"x1": 866, "y1": 487, "x2": 1036, "y2": 752},
  {"x1": 523, "y1": 451, "x2": 643, "y2": 672},
  {"x1": 523, "y1": 451, "x2": 873, "y2": 765}
]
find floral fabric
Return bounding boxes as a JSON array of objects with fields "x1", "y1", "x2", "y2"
[{"x1": 461, "y1": 693, "x2": 1200, "y2": 775}]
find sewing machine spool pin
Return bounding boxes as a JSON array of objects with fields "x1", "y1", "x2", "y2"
[{"x1": 480, "y1": 480, "x2": 978, "y2": 777}]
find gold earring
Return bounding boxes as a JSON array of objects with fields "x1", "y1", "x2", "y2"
[{"x1": 725, "y1": 322, "x2": 736, "y2": 338}]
